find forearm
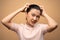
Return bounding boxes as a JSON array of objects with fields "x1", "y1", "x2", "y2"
[
  {"x1": 43, "y1": 13, "x2": 57, "y2": 27},
  {"x1": 1, "y1": 3, "x2": 29, "y2": 24},
  {"x1": 1, "y1": 8, "x2": 22, "y2": 23}
]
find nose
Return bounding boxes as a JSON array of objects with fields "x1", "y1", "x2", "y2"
[{"x1": 33, "y1": 17, "x2": 37, "y2": 21}]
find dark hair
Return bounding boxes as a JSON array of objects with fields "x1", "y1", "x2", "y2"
[{"x1": 26, "y1": 4, "x2": 43, "y2": 15}]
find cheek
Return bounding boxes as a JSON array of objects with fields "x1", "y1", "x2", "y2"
[
  {"x1": 26, "y1": 15, "x2": 31, "y2": 21},
  {"x1": 26, "y1": 13, "x2": 33, "y2": 22},
  {"x1": 27, "y1": 14, "x2": 32, "y2": 19}
]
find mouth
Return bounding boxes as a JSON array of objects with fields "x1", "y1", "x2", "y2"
[{"x1": 31, "y1": 21, "x2": 37, "y2": 24}]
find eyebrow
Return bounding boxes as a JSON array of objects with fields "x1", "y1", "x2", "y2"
[{"x1": 31, "y1": 13, "x2": 40, "y2": 17}]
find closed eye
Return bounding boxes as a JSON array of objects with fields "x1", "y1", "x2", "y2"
[{"x1": 32, "y1": 13, "x2": 35, "y2": 17}]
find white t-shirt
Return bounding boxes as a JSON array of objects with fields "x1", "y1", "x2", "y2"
[{"x1": 10, "y1": 23, "x2": 48, "y2": 40}]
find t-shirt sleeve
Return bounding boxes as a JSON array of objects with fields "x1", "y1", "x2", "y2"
[
  {"x1": 9, "y1": 23, "x2": 21, "y2": 32},
  {"x1": 39, "y1": 24, "x2": 48, "y2": 34}
]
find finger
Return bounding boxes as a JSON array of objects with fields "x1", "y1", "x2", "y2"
[
  {"x1": 24, "y1": 3, "x2": 34, "y2": 12},
  {"x1": 25, "y1": 3, "x2": 34, "y2": 7},
  {"x1": 39, "y1": 5, "x2": 44, "y2": 9}
]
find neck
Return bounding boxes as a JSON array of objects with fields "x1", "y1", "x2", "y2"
[{"x1": 26, "y1": 22, "x2": 34, "y2": 28}]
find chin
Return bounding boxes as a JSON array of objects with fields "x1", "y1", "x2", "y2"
[{"x1": 30, "y1": 23, "x2": 36, "y2": 27}]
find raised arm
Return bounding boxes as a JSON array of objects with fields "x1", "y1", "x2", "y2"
[
  {"x1": 1, "y1": 3, "x2": 30, "y2": 31},
  {"x1": 42, "y1": 7, "x2": 58, "y2": 32}
]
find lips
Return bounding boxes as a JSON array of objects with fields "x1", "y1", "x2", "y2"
[{"x1": 31, "y1": 21, "x2": 37, "y2": 24}]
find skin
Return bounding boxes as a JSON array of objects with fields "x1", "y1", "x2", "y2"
[
  {"x1": 26, "y1": 9, "x2": 40, "y2": 27},
  {"x1": 1, "y1": 3, "x2": 58, "y2": 32}
]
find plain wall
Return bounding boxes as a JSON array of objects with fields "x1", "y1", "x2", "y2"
[{"x1": 0, "y1": 0, "x2": 60, "y2": 40}]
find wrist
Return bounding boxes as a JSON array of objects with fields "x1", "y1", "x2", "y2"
[{"x1": 42, "y1": 13, "x2": 49, "y2": 19}]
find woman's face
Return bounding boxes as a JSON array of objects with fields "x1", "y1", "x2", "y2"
[{"x1": 26, "y1": 9, "x2": 41, "y2": 27}]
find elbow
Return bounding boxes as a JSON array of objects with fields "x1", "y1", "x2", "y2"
[
  {"x1": 51, "y1": 22, "x2": 58, "y2": 28},
  {"x1": 52, "y1": 23, "x2": 58, "y2": 29},
  {"x1": 1, "y1": 20, "x2": 6, "y2": 26},
  {"x1": 54, "y1": 23, "x2": 58, "y2": 27},
  {"x1": 48, "y1": 23, "x2": 58, "y2": 32},
  {"x1": 1, "y1": 20, "x2": 7, "y2": 26},
  {"x1": 1, "y1": 20, "x2": 6, "y2": 27},
  {"x1": 55, "y1": 24, "x2": 58, "y2": 29},
  {"x1": 54, "y1": 24, "x2": 58, "y2": 29},
  {"x1": 1, "y1": 20, "x2": 5, "y2": 24},
  {"x1": 1, "y1": 18, "x2": 6, "y2": 23},
  {"x1": 1, "y1": 18, "x2": 11, "y2": 24},
  {"x1": 1, "y1": 19, "x2": 8, "y2": 25}
]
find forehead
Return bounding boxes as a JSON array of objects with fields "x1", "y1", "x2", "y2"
[{"x1": 28, "y1": 9, "x2": 41, "y2": 15}]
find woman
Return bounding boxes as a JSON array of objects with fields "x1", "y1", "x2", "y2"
[{"x1": 1, "y1": 3, "x2": 58, "y2": 40}]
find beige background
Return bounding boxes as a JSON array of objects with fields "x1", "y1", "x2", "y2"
[{"x1": 0, "y1": 0, "x2": 60, "y2": 40}]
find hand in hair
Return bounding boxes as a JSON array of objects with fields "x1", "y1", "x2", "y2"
[
  {"x1": 20, "y1": 3, "x2": 33, "y2": 12},
  {"x1": 39, "y1": 5, "x2": 46, "y2": 16}
]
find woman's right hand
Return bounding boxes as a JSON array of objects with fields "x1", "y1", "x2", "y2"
[{"x1": 20, "y1": 3, "x2": 31, "y2": 12}]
